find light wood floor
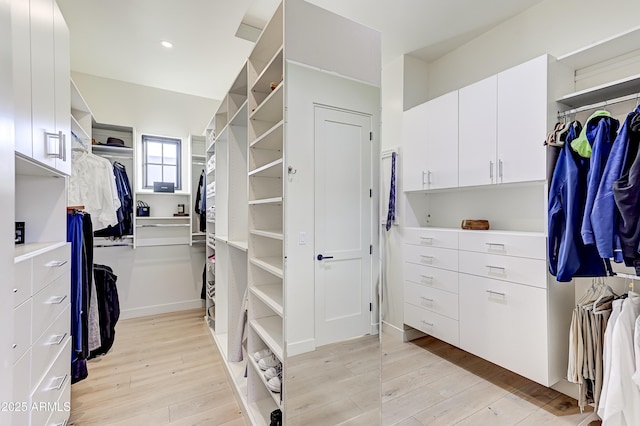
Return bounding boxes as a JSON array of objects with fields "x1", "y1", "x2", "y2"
[
  {"x1": 68, "y1": 308, "x2": 246, "y2": 426},
  {"x1": 382, "y1": 334, "x2": 602, "y2": 426}
]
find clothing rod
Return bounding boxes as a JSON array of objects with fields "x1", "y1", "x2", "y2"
[
  {"x1": 98, "y1": 154, "x2": 133, "y2": 160},
  {"x1": 614, "y1": 272, "x2": 640, "y2": 280},
  {"x1": 136, "y1": 224, "x2": 190, "y2": 228},
  {"x1": 558, "y1": 92, "x2": 640, "y2": 117},
  {"x1": 94, "y1": 243, "x2": 133, "y2": 248},
  {"x1": 193, "y1": 161, "x2": 206, "y2": 166}
]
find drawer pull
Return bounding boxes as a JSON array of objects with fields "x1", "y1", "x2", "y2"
[
  {"x1": 45, "y1": 260, "x2": 68, "y2": 268},
  {"x1": 485, "y1": 242, "x2": 505, "y2": 248},
  {"x1": 421, "y1": 320, "x2": 434, "y2": 327},
  {"x1": 420, "y1": 275, "x2": 434, "y2": 282},
  {"x1": 12, "y1": 288, "x2": 18, "y2": 293},
  {"x1": 46, "y1": 295, "x2": 68, "y2": 305},
  {"x1": 47, "y1": 374, "x2": 68, "y2": 392},
  {"x1": 486, "y1": 265, "x2": 505, "y2": 273},
  {"x1": 12, "y1": 344, "x2": 17, "y2": 349},
  {"x1": 48, "y1": 333, "x2": 67, "y2": 346},
  {"x1": 486, "y1": 290, "x2": 506, "y2": 297},
  {"x1": 420, "y1": 297, "x2": 434, "y2": 303},
  {"x1": 419, "y1": 237, "x2": 433, "y2": 245},
  {"x1": 420, "y1": 255, "x2": 434, "y2": 263}
]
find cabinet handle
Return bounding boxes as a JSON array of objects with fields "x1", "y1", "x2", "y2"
[
  {"x1": 498, "y1": 159, "x2": 503, "y2": 180},
  {"x1": 421, "y1": 320, "x2": 434, "y2": 327},
  {"x1": 46, "y1": 295, "x2": 67, "y2": 305},
  {"x1": 428, "y1": 170, "x2": 432, "y2": 185},
  {"x1": 13, "y1": 288, "x2": 18, "y2": 293},
  {"x1": 420, "y1": 274, "x2": 434, "y2": 282},
  {"x1": 60, "y1": 131, "x2": 66, "y2": 161},
  {"x1": 419, "y1": 237, "x2": 433, "y2": 245},
  {"x1": 47, "y1": 374, "x2": 68, "y2": 392},
  {"x1": 12, "y1": 344, "x2": 17, "y2": 349},
  {"x1": 420, "y1": 297, "x2": 434, "y2": 303},
  {"x1": 486, "y1": 289, "x2": 506, "y2": 297},
  {"x1": 422, "y1": 171, "x2": 428, "y2": 185},
  {"x1": 485, "y1": 242, "x2": 505, "y2": 249},
  {"x1": 45, "y1": 131, "x2": 61, "y2": 158},
  {"x1": 48, "y1": 333, "x2": 67, "y2": 346},
  {"x1": 489, "y1": 161, "x2": 494, "y2": 180},
  {"x1": 419, "y1": 255, "x2": 434, "y2": 263},
  {"x1": 486, "y1": 265, "x2": 505, "y2": 273},
  {"x1": 45, "y1": 260, "x2": 68, "y2": 268}
]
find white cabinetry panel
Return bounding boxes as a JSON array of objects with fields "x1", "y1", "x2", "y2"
[
  {"x1": 404, "y1": 303, "x2": 459, "y2": 346},
  {"x1": 402, "y1": 102, "x2": 429, "y2": 191},
  {"x1": 425, "y1": 91, "x2": 458, "y2": 189}
]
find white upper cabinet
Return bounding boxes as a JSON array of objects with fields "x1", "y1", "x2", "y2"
[
  {"x1": 458, "y1": 75, "x2": 497, "y2": 187},
  {"x1": 14, "y1": 0, "x2": 70, "y2": 175},
  {"x1": 402, "y1": 102, "x2": 429, "y2": 192},
  {"x1": 497, "y1": 55, "x2": 548, "y2": 184},
  {"x1": 403, "y1": 91, "x2": 459, "y2": 191},
  {"x1": 425, "y1": 91, "x2": 459, "y2": 190}
]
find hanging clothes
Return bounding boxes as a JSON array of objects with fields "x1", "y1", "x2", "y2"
[
  {"x1": 89, "y1": 264, "x2": 121, "y2": 359},
  {"x1": 94, "y1": 161, "x2": 133, "y2": 239},
  {"x1": 195, "y1": 170, "x2": 206, "y2": 232},
  {"x1": 548, "y1": 121, "x2": 607, "y2": 281}
]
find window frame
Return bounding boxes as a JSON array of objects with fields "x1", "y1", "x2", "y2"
[{"x1": 141, "y1": 134, "x2": 182, "y2": 190}]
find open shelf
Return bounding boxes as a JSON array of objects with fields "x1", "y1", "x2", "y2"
[
  {"x1": 250, "y1": 317, "x2": 283, "y2": 360},
  {"x1": 557, "y1": 25, "x2": 640, "y2": 69},
  {"x1": 250, "y1": 229, "x2": 283, "y2": 241},
  {"x1": 71, "y1": 115, "x2": 90, "y2": 142},
  {"x1": 14, "y1": 241, "x2": 67, "y2": 263},
  {"x1": 229, "y1": 101, "x2": 248, "y2": 127},
  {"x1": 250, "y1": 84, "x2": 283, "y2": 123},
  {"x1": 249, "y1": 158, "x2": 283, "y2": 178},
  {"x1": 558, "y1": 73, "x2": 640, "y2": 107},
  {"x1": 250, "y1": 257, "x2": 283, "y2": 279},
  {"x1": 250, "y1": 285, "x2": 284, "y2": 317},
  {"x1": 228, "y1": 240, "x2": 249, "y2": 252},
  {"x1": 91, "y1": 144, "x2": 133, "y2": 155},
  {"x1": 250, "y1": 120, "x2": 283, "y2": 150},
  {"x1": 248, "y1": 197, "x2": 283, "y2": 206},
  {"x1": 252, "y1": 47, "x2": 284, "y2": 96},
  {"x1": 248, "y1": 356, "x2": 282, "y2": 407},
  {"x1": 136, "y1": 216, "x2": 189, "y2": 221}
]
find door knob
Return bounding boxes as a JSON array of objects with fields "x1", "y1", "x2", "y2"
[{"x1": 317, "y1": 254, "x2": 334, "y2": 261}]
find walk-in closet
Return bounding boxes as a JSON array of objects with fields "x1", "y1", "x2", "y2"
[{"x1": 4, "y1": 0, "x2": 640, "y2": 425}]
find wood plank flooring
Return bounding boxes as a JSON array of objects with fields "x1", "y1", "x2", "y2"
[
  {"x1": 382, "y1": 334, "x2": 603, "y2": 426},
  {"x1": 68, "y1": 308, "x2": 246, "y2": 426}
]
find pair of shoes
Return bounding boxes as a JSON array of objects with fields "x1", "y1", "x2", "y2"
[
  {"x1": 253, "y1": 349, "x2": 272, "y2": 362},
  {"x1": 258, "y1": 354, "x2": 280, "y2": 370},
  {"x1": 264, "y1": 363, "x2": 282, "y2": 380},
  {"x1": 267, "y1": 374, "x2": 282, "y2": 393}
]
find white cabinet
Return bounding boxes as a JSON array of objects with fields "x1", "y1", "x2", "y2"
[
  {"x1": 403, "y1": 92, "x2": 458, "y2": 191},
  {"x1": 496, "y1": 55, "x2": 549, "y2": 184},
  {"x1": 13, "y1": 0, "x2": 70, "y2": 175},
  {"x1": 458, "y1": 76, "x2": 497, "y2": 187}
]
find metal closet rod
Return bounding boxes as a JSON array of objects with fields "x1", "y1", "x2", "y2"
[{"x1": 558, "y1": 92, "x2": 640, "y2": 118}]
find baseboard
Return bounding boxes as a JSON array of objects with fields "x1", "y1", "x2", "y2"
[
  {"x1": 120, "y1": 299, "x2": 205, "y2": 320},
  {"x1": 381, "y1": 321, "x2": 405, "y2": 342},
  {"x1": 287, "y1": 338, "x2": 316, "y2": 357}
]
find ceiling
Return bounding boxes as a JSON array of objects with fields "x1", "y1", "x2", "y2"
[{"x1": 57, "y1": 0, "x2": 544, "y2": 101}]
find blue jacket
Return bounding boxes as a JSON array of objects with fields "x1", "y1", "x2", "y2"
[
  {"x1": 581, "y1": 116, "x2": 620, "y2": 246},
  {"x1": 548, "y1": 122, "x2": 606, "y2": 281},
  {"x1": 590, "y1": 107, "x2": 640, "y2": 261}
]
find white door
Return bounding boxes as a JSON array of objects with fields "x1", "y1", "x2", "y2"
[
  {"x1": 402, "y1": 102, "x2": 429, "y2": 191},
  {"x1": 459, "y1": 75, "x2": 498, "y2": 187},
  {"x1": 314, "y1": 106, "x2": 372, "y2": 347},
  {"x1": 497, "y1": 55, "x2": 548, "y2": 184},
  {"x1": 425, "y1": 91, "x2": 459, "y2": 189}
]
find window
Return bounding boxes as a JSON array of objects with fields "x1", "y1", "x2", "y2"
[{"x1": 142, "y1": 135, "x2": 181, "y2": 190}]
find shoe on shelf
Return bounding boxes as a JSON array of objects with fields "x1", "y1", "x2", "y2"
[
  {"x1": 258, "y1": 354, "x2": 280, "y2": 370},
  {"x1": 264, "y1": 363, "x2": 282, "y2": 380},
  {"x1": 253, "y1": 349, "x2": 272, "y2": 362},
  {"x1": 267, "y1": 375, "x2": 281, "y2": 393}
]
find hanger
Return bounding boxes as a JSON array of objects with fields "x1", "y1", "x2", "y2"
[
  {"x1": 592, "y1": 277, "x2": 617, "y2": 311},
  {"x1": 577, "y1": 278, "x2": 598, "y2": 306}
]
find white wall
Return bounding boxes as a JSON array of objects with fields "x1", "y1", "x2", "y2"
[
  {"x1": 72, "y1": 72, "x2": 219, "y2": 318},
  {"x1": 382, "y1": 0, "x2": 640, "y2": 334}
]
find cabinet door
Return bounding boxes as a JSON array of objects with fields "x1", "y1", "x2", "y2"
[
  {"x1": 11, "y1": 0, "x2": 32, "y2": 157},
  {"x1": 459, "y1": 76, "x2": 497, "y2": 187},
  {"x1": 497, "y1": 55, "x2": 548, "y2": 184},
  {"x1": 53, "y1": 2, "x2": 70, "y2": 175},
  {"x1": 425, "y1": 91, "x2": 458, "y2": 189},
  {"x1": 30, "y1": 0, "x2": 57, "y2": 169},
  {"x1": 459, "y1": 274, "x2": 550, "y2": 385},
  {"x1": 402, "y1": 102, "x2": 429, "y2": 191}
]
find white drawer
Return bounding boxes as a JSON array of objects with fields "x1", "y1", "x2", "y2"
[
  {"x1": 13, "y1": 298, "x2": 32, "y2": 363},
  {"x1": 404, "y1": 302, "x2": 459, "y2": 346},
  {"x1": 458, "y1": 250, "x2": 547, "y2": 289},
  {"x1": 405, "y1": 281, "x2": 459, "y2": 320},
  {"x1": 404, "y1": 262, "x2": 458, "y2": 294},
  {"x1": 44, "y1": 378, "x2": 70, "y2": 426},
  {"x1": 13, "y1": 259, "x2": 31, "y2": 307},
  {"x1": 31, "y1": 339, "x2": 71, "y2": 426},
  {"x1": 458, "y1": 231, "x2": 545, "y2": 260},
  {"x1": 459, "y1": 274, "x2": 549, "y2": 385},
  {"x1": 405, "y1": 227, "x2": 458, "y2": 249},
  {"x1": 12, "y1": 349, "x2": 31, "y2": 426},
  {"x1": 32, "y1": 272, "x2": 70, "y2": 344},
  {"x1": 32, "y1": 244, "x2": 70, "y2": 295},
  {"x1": 32, "y1": 305, "x2": 71, "y2": 393},
  {"x1": 404, "y1": 244, "x2": 458, "y2": 272}
]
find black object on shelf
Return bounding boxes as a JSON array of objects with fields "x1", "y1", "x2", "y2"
[{"x1": 15, "y1": 222, "x2": 24, "y2": 244}]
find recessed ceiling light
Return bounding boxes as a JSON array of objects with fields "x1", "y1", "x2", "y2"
[{"x1": 161, "y1": 41, "x2": 173, "y2": 48}]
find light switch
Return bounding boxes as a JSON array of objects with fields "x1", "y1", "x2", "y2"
[{"x1": 299, "y1": 232, "x2": 307, "y2": 245}]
